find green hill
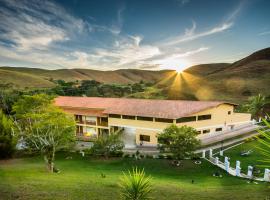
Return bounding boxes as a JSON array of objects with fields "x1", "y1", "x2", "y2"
[{"x1": 0, "y1": 47, "x2": 270, "y2": 103}]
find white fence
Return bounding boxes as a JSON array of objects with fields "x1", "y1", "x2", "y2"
[{"x1": 202, "y1": 149, "x2": 270, "y2": 182}]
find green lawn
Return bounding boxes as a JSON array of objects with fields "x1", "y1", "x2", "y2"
[
  {"x1": 0, "y1": 152, "x2": 269, "y2": 200},
  {"x1": 220, "y1": 140, "x2": 267, "y2": 176}
]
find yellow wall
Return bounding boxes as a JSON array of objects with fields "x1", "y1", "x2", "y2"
[
  {"x1": 135, "y1": 129, "x2": 159, "y2": 146},
  {"x1": 70, "y1": 103, "x2": 251, "y2": 145}
]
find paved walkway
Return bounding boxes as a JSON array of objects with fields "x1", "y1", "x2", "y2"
[
  {"x1": 124, "y1": 124, "x2": 260, "y2": 154},
  {"x1": 198, "y1": 124, "x2": 259, "y2": 146}
]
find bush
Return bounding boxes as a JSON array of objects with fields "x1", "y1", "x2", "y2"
[
  {"x1": 90, "y1": 131, "x2": 124, "y2": 159},
  {"x1": 0, "y1": 110, "x2": 17, "y2": 159},
  {"x1": 119, "y1": 167, "x2": 152, "y2": 200}
]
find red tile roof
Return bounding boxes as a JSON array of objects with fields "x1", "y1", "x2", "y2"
[
  {"x1": 61, "y1": 108, "x2": 107, "y2": 117},
  {"x1": 54, "y1": 96, "x2": 236, "y2": 119}
]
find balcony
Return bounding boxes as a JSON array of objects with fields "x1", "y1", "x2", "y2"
[
  {"x1": 85, "y1": 120, "x2": 97, "y2": 126},
  {"x1": 97, "y1": 121, "x2": 108, "y2": 127}
]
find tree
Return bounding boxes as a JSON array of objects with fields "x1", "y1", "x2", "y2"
[
  {"x1": 246, "y1": 94, "x2": 268, "y2": 120},
  {"x1": 14, "y1": 94, "x2": 76, "y2": 172},
  {"x1": 90, "y1": 130, "x2": 124, "y2": 159},
  {"x1": 157, "y1": 125, "x2": 200, "y2": 160},
  {"x1": 0, "y1": 89, "x2": 22, "y2": 115},
  {"x1": 119, "y1": 167, "x2": 152, "y2": 200},
  {"x1": 256, "y1": 118, "x2": 270, "y2": 166},
  {"x1": 0, "y1": 110, "x2": 17, "y2": 158}
]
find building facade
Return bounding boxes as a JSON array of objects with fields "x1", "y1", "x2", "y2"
[{"x1": 55, "y1": 96, "x2": 251, "y2": 148}]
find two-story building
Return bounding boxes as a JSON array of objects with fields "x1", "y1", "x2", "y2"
[{"x1": 54, "y1": 96, "x2": 252, "y2": 148}]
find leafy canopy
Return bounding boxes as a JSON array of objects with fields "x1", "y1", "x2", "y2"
[
  {"x1": 256, "y1": 117, "x2": 270, "y2": 167},
  {"x1": 13, "y1": 94, "x2": 76, "y2": 172},
  {"x1": 245, "y1": 94, "x2": 268, "y2": 119},
  {"x1": 158, "y1": 124, "x2": 200, "y2": 160}
]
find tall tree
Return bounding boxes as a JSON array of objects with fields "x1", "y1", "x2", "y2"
[
  {"x1": 14, "y1": 94, "x2": 76, "y2": 172},
  {"x1": 246, "y1": 94, "x2": 268, "y2": 120},
  {"x1": 158, "y1": 125, "x2": 200, "y2": 160},
  {"x1": 0, "y1": 110, "x2": 17, "y2": 158}
]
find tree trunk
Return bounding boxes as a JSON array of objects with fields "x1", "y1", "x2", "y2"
[{"x1": 44, "y1": 147, "x2": 55, "y2": 173}]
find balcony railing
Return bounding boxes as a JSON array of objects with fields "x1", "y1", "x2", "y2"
[
  {"x1": 97, "y1": 121, "x2": 108, "y2": 127},
  {"x1": 85, "y1": 121, "x2": 97, "y2": 126}
]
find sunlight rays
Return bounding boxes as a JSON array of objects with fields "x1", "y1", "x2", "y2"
[{"x1": 156, "y1": 70, "x2": 214, "y2": 100}]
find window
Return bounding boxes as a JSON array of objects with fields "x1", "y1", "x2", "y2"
[
  {"x1": 202, "y1": 129, "x2": 210, "y2": 134},
  {"x1": 215, "y1": 127, "x2": 222, "y2": 132},
  {"x1": 197, "y1": 131, "x2": 201, "y2": 135},
  {"x1": 176, "y1": 116, "x2": 196, "y2": 123},
  {"x1": 122, "y1": 115, "x2": 136, "y2": 120},
  {"x1": 140, "y1": 134, "x2": 150, "y2": 142},
  {"x1": 109, "y1": 114, "x2": 121, "y2": 118},
  {"x1": 155, "y1": 118, "x2": 174, "y2": 123},
  {"x1": 198, "y1": 114, "x2": 211, "y2": 121},
  {"x1": 228, "y1": 111, "x2": 231, "y2": 115},
  {"x1": 137, "y1": 116, "x2": 153, "y2": 121}
]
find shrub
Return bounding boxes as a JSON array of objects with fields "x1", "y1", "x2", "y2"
[
  {"x1": 119, "y1": 167, "x2": 152, "y2": 200},
  {"x1": 0, "y1": 110, "x2": 17, "y2": 159},
  {"x1": 91, "y1": 131, "x2": 124, "y2": 159}
]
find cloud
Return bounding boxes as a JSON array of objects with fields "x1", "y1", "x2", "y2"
[
  {"x1": 163, "y1": 22, "x2": 233, "y2": 46},
  {"x1": 0, "y1": 0, "x2": 242, "y2": 70},
  {"x1": 145, "y1": 47, "x2": 210, "y2": 69},
  {"x1": 0, "y1": 0, "x2": 90, "y2": 51},
  {"x1": 258, "y1": 31, "x2": 270, "y2": 36}
]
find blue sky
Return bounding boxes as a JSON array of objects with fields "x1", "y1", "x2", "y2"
[{"x1": 0, "y1": 0, "x2": 269, "y2": 71}]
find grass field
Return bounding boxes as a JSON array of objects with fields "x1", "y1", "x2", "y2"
[
  {"x1": 220, "y1": 140, "x2": 267, "y2": 176},
  {"x1": 0, "y1": 152, "x2": 269, "y2": 200}
]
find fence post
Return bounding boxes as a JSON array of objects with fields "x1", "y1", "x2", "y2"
[
  {"x1": 209, "y1": 149, "x2": 213, "y2": 158},
  {"x1": 247, "y1": 166, "x2": 253, "y2": 177},
  {"x1": 220, "y1": 150, "x2": 223, "y2": 156},
  {"x1": 236, "y1": 160, "x2": 241, "y2": 168},
  {"x1": 236, "y1": 166, "x2": 241, "y2": 177},
  {"x1": 202, "y1": 150, "x2": 205, "y2": 158},
  {"x1": 215, "y1": 157, "x2": 219, "y2": 165},
  {"x1": 225, "y1": 160, "x2": 230, "y2": 173},
  {"x1": 264, "y1": 169, "x2": 270, "y2": 181}
]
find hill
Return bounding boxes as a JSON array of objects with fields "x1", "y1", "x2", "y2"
[
  {"x1": 0, "y1": 66, "x2": 171, "y2": 88},
  {"x1": 162, "y1": 47, "x2": 270, "y2": 102},
  {"x1": 0, "y1": 47, "x2": 270, "y2": 103}
]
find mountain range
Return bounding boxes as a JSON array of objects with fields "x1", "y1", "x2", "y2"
[{"x1": 1, "y1": 47, "x2": 270, "y2": 103}]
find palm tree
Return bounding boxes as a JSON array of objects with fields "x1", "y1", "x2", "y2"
[
  {"x1": 246, "y1": 94, "x2": 268, "y2": 120},
  {"x1": 256, "y1": 118, "x2": 270, "y2": 166},
  {"x1": 119, "y1": 167, "x2": 152, "y2": 200}
]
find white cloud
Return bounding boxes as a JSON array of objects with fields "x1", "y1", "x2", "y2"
[
  {"x1": 0, "y1": 0, "x2": 89, "y2": 51},
  {"x1": 163, "y1": 22, "x2": 233, "y2": 46},
  {"x1": 0, "y1": 0, "x2": 242, "y2": 71},
  {"x1": 258, "y1": 31, "x2": 270, "y2": 36}
]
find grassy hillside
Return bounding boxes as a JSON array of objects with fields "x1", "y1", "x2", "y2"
[
  {"x1": 0, "y1": 69, "x2": 54, "y2": 88},
  {"x1": 0, "y1": 66, "x2": 171, "y2": 86},
  {"x1": 0, "y1": 47, "x2": 269, "y2": 103}
]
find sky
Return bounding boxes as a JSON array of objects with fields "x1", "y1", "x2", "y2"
[{"x1": 0, "y1": 0, "x2": 269, "y2": 71}]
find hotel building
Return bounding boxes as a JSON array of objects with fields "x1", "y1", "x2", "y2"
[{"x1": 55, "y1": 96, "x2": 252, "y2": 148}]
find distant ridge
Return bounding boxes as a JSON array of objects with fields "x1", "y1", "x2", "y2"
[{"x1": 0, "y1": 47, "x2": 270, "y2": 102}]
